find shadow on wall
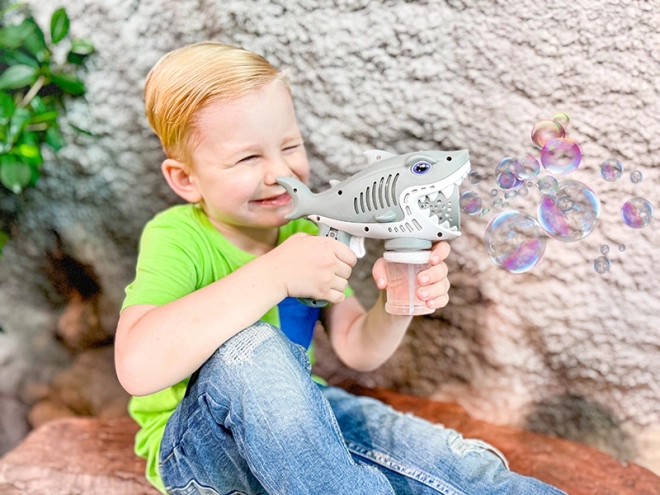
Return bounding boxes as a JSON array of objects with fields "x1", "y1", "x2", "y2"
[{"x1": 526, "y1": 393, "x2": 636, "y2": 462}]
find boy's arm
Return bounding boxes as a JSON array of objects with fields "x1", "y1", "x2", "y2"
[
  {"x1": 115, "y1": 233, "x2": 356, "y2": 397},
  {"x1": 324, "y1": 241, "x2": 451, "y2": 372}
]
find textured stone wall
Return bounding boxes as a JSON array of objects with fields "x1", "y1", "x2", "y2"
[{"x1": 1, "y1": 0, "x2": 658, "y2": 473}]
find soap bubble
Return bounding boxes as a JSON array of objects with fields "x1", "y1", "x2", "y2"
[
  {"x1": 537, "y1": 175, "x2": 558, "y2": 195},
  {"x1": 537, "y1": 180, "x2": 601, "y2": 242},
  {"x1": 496, "y1": 157, "x2": 517, "y2": 174},
  {"x1": 468, "y1": 171, "x2": 483, "y2": 185},
  {"x1": 541, "y1": 138, "x2": 582, "y2": 175},
  {"x1": 479, "y1": 207, "x2": 491, "y2": 217},
  {"x1": 630, "y1": 170, "x2": 643, "y2": 183},
  {"x1": 621, "y1": 197, "x2": 653, "y2": 229},
  {"x1": 518, "y1": 186, "x2": 529, "y2": 197},
  {"x1": 526, "y1": 181, "x2": 533, "y2": 187},
  {"x1": 618, "y1": 243, "x2": 626, "y2": 252},
  {"x1": 502, "y1": 201, "x2": 510, "y2": 208},
  {"x1": 459, "y1": 191, "x2": 482, "y2": 215},
  {"x1": 593, "y1": 256, "x2": 611, "y2": 274},
  {"x1": 531, "y1": 120, "x2": 565, "y2": 148},
  {"x1": 514, "y1": 156, "x2": 541, "y2": 180},
  {"x1": 493, "y1": 198, "x2": 503, "y2": 206},
  {"x1": 483, "y1": 211, "x2": 547, "y2": 273},
  {"x1": 553, "y1": 112, "x2": 570, "y2": 129},
  {"x1": 497, "y1": 171, "x2": 520, "y2": 190},
  {"x1": 599, "y1": 159, "x2": 624, "y2": 182},
  {"x1": 600, "y1": 244, "x2": 610, "y2": 255},
  {"x1": 504, "y1": 190, "x2": 518, "y2": 199},
  {"x1": 490, "y1": 189, "x2": 499, "y2": 197}
]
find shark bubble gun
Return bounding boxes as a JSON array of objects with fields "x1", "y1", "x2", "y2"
[{"x1": 276, "y1": 149, "x2": 471, "y2": 312}]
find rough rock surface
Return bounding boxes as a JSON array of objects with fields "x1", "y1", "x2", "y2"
[
  {"x1": 1, "y1": 0, "x2": 658, "y2": 475},
  {"x1": 1, "y1": 386, "x2": 659, "y2": 495}
]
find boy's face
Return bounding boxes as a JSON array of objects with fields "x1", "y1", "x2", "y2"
[{"x1": 187, "y1": 81, "x2": 310, "y2": 235}]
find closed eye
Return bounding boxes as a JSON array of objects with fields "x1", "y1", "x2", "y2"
[
  {"x1": 237, "y1": 154, "x2": 259, "y2": 164},
  {"x1": 283, "y1": 144, "x2": 300, "y2": 152}
]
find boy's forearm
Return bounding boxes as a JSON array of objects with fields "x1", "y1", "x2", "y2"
[
  {"x1": 338, "y1": 292, "x2": 413, "y2": 372},
  {"x1": 116, "y1": 255, "x2": 285, "y2": 396}
]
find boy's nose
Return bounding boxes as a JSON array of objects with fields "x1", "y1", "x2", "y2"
[{"x1": 265, "y1": 157, "x2": 294, "y2": 183}]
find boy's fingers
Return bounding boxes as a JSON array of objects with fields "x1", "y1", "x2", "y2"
[
  {"x1": 430, "y1": 241, "x2": 451, "y2": 264},
  {"x1": 418, "y1": 262, "x2": 448, "y2": 285},
  {"x1": 372, "y1": 258, "x2": 388, "y2": 289},
  {"x1": 334, "y1": 242, "x2": 358, "y2": 267}
]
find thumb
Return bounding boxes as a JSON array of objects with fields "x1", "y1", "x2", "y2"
[{"x1": 372, "y1": 258, "x2": 388, "y2": 290}]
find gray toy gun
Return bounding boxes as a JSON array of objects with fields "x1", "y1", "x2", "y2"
[{"x1": 276, "y1": 149, "x2": 471, "y2": 307}]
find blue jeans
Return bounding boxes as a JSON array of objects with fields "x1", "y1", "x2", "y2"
[{"x1": 159, "y1": 322, "x2": 566, "y2": 495}]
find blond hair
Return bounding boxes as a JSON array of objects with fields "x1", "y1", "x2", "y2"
[{"x1": 144, "y1": 41, "x2": 288, "y2": 167}]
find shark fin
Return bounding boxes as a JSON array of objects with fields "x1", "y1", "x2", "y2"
[{"x1": 363, "y1": 149, "x2": 397, "y2": 165}]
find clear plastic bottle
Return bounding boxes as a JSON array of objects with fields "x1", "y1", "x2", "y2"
[{"x1": 383, "y1": 250, "x2": 434, "y2": 316}]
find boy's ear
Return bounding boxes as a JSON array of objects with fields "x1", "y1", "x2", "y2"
[{"x1": 161, "y1": 158, "x2": 202, "y2": 203}]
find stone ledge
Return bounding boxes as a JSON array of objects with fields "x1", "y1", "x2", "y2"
[{"x1": 1, "y1": 385, "x2": 659, "y2": 495}]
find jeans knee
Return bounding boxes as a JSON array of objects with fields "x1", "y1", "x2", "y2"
[{"x1": 202, "y1": 322, "x2": 311, "y2": 382}]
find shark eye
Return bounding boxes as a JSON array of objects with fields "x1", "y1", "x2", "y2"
[{"x1": 411, "y1": 160, "x2": 432, "y2": 175}]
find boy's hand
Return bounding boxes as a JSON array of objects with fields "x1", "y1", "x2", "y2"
[
  {"x1": 372, "y1": 241, "x2": 451, "y2": 310},
  {"x1": 267, "y1": 233, "x2": 358, "y2": 304}
]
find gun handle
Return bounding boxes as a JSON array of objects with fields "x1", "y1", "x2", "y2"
[{"x1": 298, "y1": 225, "x2": 354, "y2": 308}]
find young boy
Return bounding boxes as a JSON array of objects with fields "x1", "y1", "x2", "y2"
[{"x1": 115, "y1": 41, "x2": 566, "y2": 495}]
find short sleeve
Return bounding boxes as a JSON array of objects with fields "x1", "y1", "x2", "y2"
[{"x1": 122, "y1": 215, "x2": 202, "y2": 311}]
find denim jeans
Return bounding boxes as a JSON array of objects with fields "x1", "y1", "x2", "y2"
[{"x1": 159, "y1": 322, "x2": 566, "y2": 495}]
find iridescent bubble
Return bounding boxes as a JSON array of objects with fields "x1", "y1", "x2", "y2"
[
  {"x1": 553, "y1": 112, "x2": 570, "y2": 129},
  {"x1": 496, "y1": 157, "x2": 517, "y2": 174},
  {"x1": 621, "y1": 197, "x2": 653, "y2": 229},
  {"x1": 537, "y1": 180, "x2": 601, "y2": 242},
  {"x1": 541, "y1": 138, "x2": 582, "y2": 175},
  {"x1": 493, "y1": 198, "x2": 503, "y2": 206},
  {"x1": 526, "y1": 181, "x2": 533, "y2": 188},
  {"x1": 479, "y1": 207, "x2": 491, "y2": 217},
  {"x1": 630, "y1": 170, "x2": 643, "y2": 183},
  {"x1": 483, "y1": 211, "x2": 547, "y2": 273},
  {"x1": 600, "y1": 244, "x2": 610, "y2": 255},
  {"x1": 468, "y1": 171, "x2": 483, "y2": 185},
  {"x1": 618, "y1": 243, "x2": 626, "y2": 252},
  {"x1": 504, "y1": 190, "x2": 518, "y2": 199},
  {"x1": 490, "y1": 189, "x2": 499, "y2": 197},
  {"x1": 502, "y1": 201, "x2": 510, "y2": 208},
  {"x1": 459, "y1": 191, "x2": 482, "y2": 215},
  {"x1": 531, "y1": 120, "x2": 565, "y2": 148},
  {"x1": 537, "y1": 175, "x2": 558, "y2": 195},
  {"x1": 514, "y1": 156, "x2": 541, "y2": 180},
  {"x1": 599, "y1": 158, "x2": 624, "y2": 182},
  {"x1": 497, "y1": 171, "x2": 520, "y2": 190},
  {"x1": 593, "y1": 256, "x2": 611, "y2": 274},
  {"x1": 518, "y1": 186, "x2": 529, "y2": 197}
]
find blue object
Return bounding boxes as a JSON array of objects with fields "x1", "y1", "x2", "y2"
[{"x1": 277, "y1": 296, "x2": 321, "y2": 349}]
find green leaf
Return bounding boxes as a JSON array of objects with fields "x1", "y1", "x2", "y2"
[
  {"x1": 50, "y1": 7, "x2": 70, "y2": 44},
  {"x1": 28, "y1": 94, "x2": 47, "y2": 114},
  {"x1": 6, "y1": 107, "x2": 30, "y2": 145},
  {"x1": 0, "y1": 230, "x2": 9, "y2": 251},
  {"x1": 16, "y1": 142, "x2": 42, "y2": 166},
  {"x1": 67, "y1": 38, "x2": 95, "y2": 65},
  {"x1": 70, "y1": 38, "x2": 94, "y2": 55},
  {"x1": 21, "y1": 18, "x2": 47, "y2": 60},
  {"x1": 0, "y1": 64, "x2": 39, "y2": 90},
  {"x1": 0, "y1": 154, "x2": 31, "y2": 193},
  {"x1": 0, "y1": 92, "x2": 15, "y2": 123},
  {"x1": 45, "y1": 125, "x2": 64, "y2": 150},
  {"x1": 0, "y1": 48, "x2": 40, "y2": 68},
  {"x1": 28, "y1": 110, "x2": 57, "y2": 124},
  {"x1": 51, "y1": 72, "x2": 85, "y2": 95},
  {"x1": 0, "y1": 20, "x2": 36, "y2": 49}
]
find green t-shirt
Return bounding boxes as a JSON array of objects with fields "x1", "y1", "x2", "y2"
[{"x1": 122, "y1": 204, "x2": 352, "y2": 493}]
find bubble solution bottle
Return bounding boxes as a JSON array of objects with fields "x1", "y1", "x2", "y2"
[{"x1": 383, "y1": 249, "x2": 434, "y2": 316}]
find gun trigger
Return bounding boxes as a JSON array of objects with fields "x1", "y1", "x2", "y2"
[
  {"x1": 349, "y1": 236, "x2": 366, "y2": 258},
  {"x1": 375, "y1": 210, "x2": 397, "y2": 223}
]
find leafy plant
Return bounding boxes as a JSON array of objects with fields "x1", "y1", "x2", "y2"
[{"x1": 0, "y1": 4, "x2": 94, "y2": 250}]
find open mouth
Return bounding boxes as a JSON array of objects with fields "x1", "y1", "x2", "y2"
[
  {"x1": 253, "y1": 193, "x2": 291, "y2": 207},
  {"x1": 412, "y1": 162, "x2": 471, "y2": 230}
]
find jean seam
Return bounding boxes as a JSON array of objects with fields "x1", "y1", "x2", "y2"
[{"x1": 346, "y1": 440, "x2": 467, "y2": 495}]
